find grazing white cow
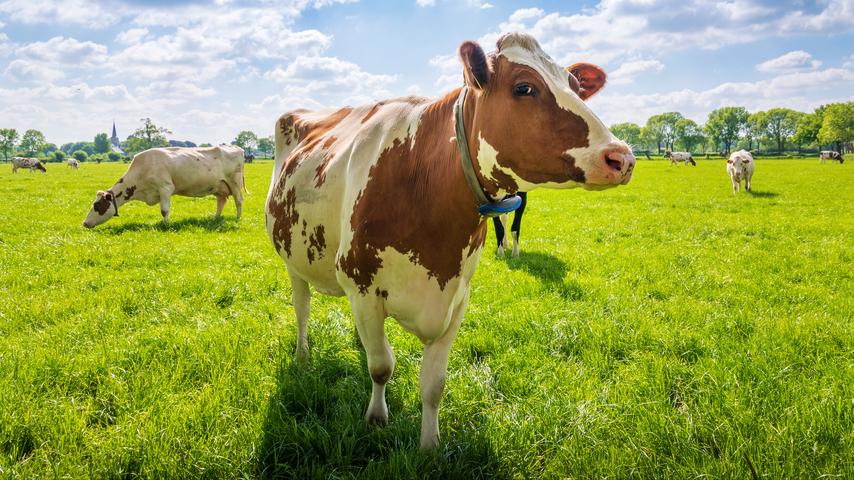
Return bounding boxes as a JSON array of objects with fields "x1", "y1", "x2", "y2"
[
  {"x1": 11, "y1": 157, "x2": 47, "y2": 173},
  {"x1": 67, "y1": 158, "x2": 79, "y2": 170},
  {"x1": 820, "y1": 150, "x2": 844, "y2": 164},
  {"x1": 83, "y1": 145, "x2": 245, "y2": 228},
  {"x1": 665, "y1": 151, "x2": 696, "y2": 166},
  {"x1": 727, "y1": 150, "x2": 754, "y2": 193},
  {"x1": 266, "y1": 33, "x2": 635, "y2": 449}
]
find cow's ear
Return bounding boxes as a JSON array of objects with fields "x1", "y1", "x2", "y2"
[
  {"x1": 743, "y1": 159, "x2": 750, "y2": 163},
  {"x1": 567, "y1": 63, "x2": 607, "y2": 100},
  {"x1": 727, "y1": 160, "x2": 733, "y2": 164},
  {"x1": 459, "y1": 41, "x2": 490, "y2": 90}
]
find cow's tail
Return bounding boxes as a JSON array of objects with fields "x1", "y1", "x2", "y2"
[{"x1": 268, "y1": 111, "x2": 302, "y2": 202}]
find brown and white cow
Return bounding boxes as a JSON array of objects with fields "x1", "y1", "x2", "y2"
[
  {"x1": 727, "y1": 149, "x2": 754, "y2": 193},
  {"x1": 820, "y1": 150, "x2": 844, "y2": 163},
  {"x1": 11, "y1": 157, "x2": 47, "y2": 173},
  {"x1": 265, "y1": 33, "x2": 635, "y2": 449},
  {"x1": 67, "y1": 158, "x2": 79, "y2": 170},
  {"x1": 665, "y1": 151, "x2": 696, "y2": 166},
  {"x1": 83, "y1": 145, "x2": 245, "y2": 228}
]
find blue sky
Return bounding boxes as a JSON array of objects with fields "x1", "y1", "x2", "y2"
[{"x1": 0, "y1": 0, "x2": 852, "y2": 145}]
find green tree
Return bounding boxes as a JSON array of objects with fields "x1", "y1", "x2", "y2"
[
  {"x1": 53, "y1": 150, "x2": 66, "y2": 163},
  {"x1": 72, "y1": 150, "x2": 88, "y2": 162},
  {"x1": 199, "y1": 143, "x2": 213, "y2": 147},
  {"x1": 94, "y1": 133, "x2": 111, "y2": 154},
  {"x1": 744, "y1": 112, "x2": 765, "y2": 151},
  {"x1": 645, "y1": 112, "x2": 683, "y2": 153},
  {"x1": 818, "y1": 102, "x2": 854, "y2": 152},
  {"x1": 19, "y1": 129, "x2": 47, "y2": 156},
  {"x1": 0, "y1": 128, "x2": 18, "y2": 161},
  {"x1": 257, "y1": 136, "x2": 274, "y2": 158},
  {"x1": 126, "y1": 118, "x2": 171, "y2": 155},
  {"x1": 705, "y1": 107, "x2": 748, "y2": 154},
  {"x1": 234, "y1": 131, "x2": 258, "y2": 154},
  {"x1": 609, "y1": 123, "x2": 641, "y2": 149},
  {"x1": 761, "y1": 108, "x2": 802, "y2": 153},
  {"x1": 792, "y1": 107, "x2": 825, "y2": 150},
  {"x1": 674, "y1": 118, "x2": 705, "y2": 152},
  {"x1": 108, "y1": 152, "x2": 121, "y2": 162}
]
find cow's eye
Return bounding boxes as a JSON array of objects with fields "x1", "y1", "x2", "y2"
[{"x1": 513, "y1": 84, "x2": 536, "y2": 97}]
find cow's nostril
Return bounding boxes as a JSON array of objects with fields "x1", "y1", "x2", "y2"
[{"x1": 605, "y1": 154, "x2": 623, "y2": 171}]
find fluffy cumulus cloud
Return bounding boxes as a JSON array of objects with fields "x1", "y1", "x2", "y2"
[
  {"x1": 756, "y1": 51, "x2": 822, "y2": 73},
  {"x1": 264, "y1": 55, "x2": 397, "y2": 105},
  {"x1": 609, "y1": 59, "x2": 665, "y2": 85}
]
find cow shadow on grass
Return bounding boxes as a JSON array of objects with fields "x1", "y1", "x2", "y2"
[
  {"x1": 501, "y1": 250, "x2": 584, "y2": 301},
  {"x1": 746, "y1": 190, "x2": 779, "y2": 198},
  {"x1": 256, "y1": 345, "x2": 510, "y2": 479},
  {"x1": 100, "y1": 216, "x2": 239, "y2": 235}
]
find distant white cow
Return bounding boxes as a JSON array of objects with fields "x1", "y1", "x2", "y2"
[
  {"x1": 67, "y1": 158, "x2": 79, "y2": 170},
  {"x1": 820, "y1": 151, "x2": 844, "y2": 164},
  {"x1": 11, "y1": 157, "x2": 47, "y2": 173},
  {"x1": 83, "y1": 145, "x2": 245, "y2": 228},
  {"x1": 727, "y1": 150, "x2": 754, "y2": 193},
  {"x1": 665, "y1": 151, "x2": 696, "y2": 166}
]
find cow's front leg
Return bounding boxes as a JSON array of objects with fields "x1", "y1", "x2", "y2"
[
  {"x1": 745, "y1": 174, "x2": 752, "y2": 192},
  {"x1": 419, "y1": 292, "x2": 467, "y2": 449},
  {"x1": 350, "y1": 297, "x2": 395, "y2": 425},
  {"x1": 159, "y1": 187, "x2": 174, "y2": 222}
]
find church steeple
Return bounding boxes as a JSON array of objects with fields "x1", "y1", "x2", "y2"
[{"x1": 110, "y1": 121, "x2": 120, "y2": 148}]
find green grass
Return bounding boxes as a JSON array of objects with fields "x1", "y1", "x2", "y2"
[{"x1": 1, "y1": 158, "x2": 851, "y2": 478}]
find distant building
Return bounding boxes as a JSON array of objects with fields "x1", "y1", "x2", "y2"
[{"x1": 110, "y1": 122, "x2": 124, "y2": 154}]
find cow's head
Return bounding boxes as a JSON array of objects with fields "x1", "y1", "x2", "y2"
[
  {"x1": 34, "y1": 161, "x2": 46, "y2": 173},
  {"x1": 459, "y1": 33, "x2": 634, "y2": 195},
  {"x1": 83, "y1": 190, "x2": 117, "y2": 228}
]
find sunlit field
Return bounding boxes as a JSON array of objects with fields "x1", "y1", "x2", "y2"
[{"x1": 1, "y1": 157, "x2": 851, "y2": 478}]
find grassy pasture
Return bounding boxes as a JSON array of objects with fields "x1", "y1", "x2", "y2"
[{"x1": 0, "y1": 158, "x2": 851, "y2": 478}]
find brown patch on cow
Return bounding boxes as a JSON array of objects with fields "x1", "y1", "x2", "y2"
[
  {"x1": 473, "y1": 56, "x2": 588, "y2": 185},
  {"x1": 301, "y1": 219, "x2": 308, "y2": 238},
  {"x1": 489, "y1": 165, "x2": 519, "y2": 194},
  {"x1": 93, "y1": 195, "x2": 111, "y2": 215},
  {"x1": 313, "y1": 135, "x2": 338, "y2": 187},
  {"x1": 268, "y1": 185, "x2": 299, "y2": 257},
  {"x1": 307, "y1": 225, "x2": 326, "y2": 264},
  {"x1": 279, "y1": 115, "x2": 297, "y2": 146},
  {"x1": 375, "y1": 288, "x2": 389, "y2": 299},
  {"x1": 360, "y1": 101, "x2": 387, "y2": 124},
  {"x1": 282, "y1": 108, "x2": 352, "y2": 180},
  {"x1": 338, "y1": 93, "x2": 482, "y2": 293},
  {"x1": 467, "y1": 221, "x2": 487, "y2": 257},
  {"x1": 118, "y1": 177, "x2": 124, "y2": 184},
  {"x1": 124, "y1": 185, "x2": 136, "y2": 200}
]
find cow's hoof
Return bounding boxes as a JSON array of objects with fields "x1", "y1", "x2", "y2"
[
  {"x1": 512, "y1": 249, "x2": 519, "y2": 258},
  {"x1": 365, "y1": 409, "x2": 388, "y2": 426},
  {"x1": 419, "y1": 435, "x2": 439, "y2": 450},
  {"x1": 496, "y1": 246, "x2": 505, "y2": 257},
  {"x1": 295, "y1": 346, "x2": 310, "y2": 363}
]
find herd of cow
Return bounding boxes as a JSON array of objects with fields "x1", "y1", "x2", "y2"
[{"x1": 5, "y1": 32, "x2": 849, "y2": 450}]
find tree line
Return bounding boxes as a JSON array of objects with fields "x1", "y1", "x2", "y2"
[{"x1": 612, "y1": 102, "x2": 852, "y2": 155}]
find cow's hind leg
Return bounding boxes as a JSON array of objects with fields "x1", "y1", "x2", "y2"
[
  {"x1": 226, "y1": 177, "x2": 244, "y2": 219},
  {"x1": 288, "y1": 269, "x2": 311, "y2": 361},
  {"x1": 215, "y1": 195, "x2": 227, "y2": 218},
  {"x1": 159, "y1": 186, "x2": 174, "y2": 221},
  {"x1": 419, "y1": 291, "x2": 467, "y2": 449},
  {"x1": 349, "y1": 296, "x2": 394, "y2": 425}
]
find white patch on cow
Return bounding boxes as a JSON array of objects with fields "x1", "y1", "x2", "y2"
[{"x1": 475, "y1": 133, "x2": 523, "y2": 197}]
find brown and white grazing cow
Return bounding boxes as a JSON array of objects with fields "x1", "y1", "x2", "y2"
[
  {"x1": 820, "y1": 150, "x2": 844, "y2": 163},
  {"x1": 727, "y1": 149, "x2": 754, "y2": 193},
  {"x1": 665, "y1": 151, "x2": 696, "y2": 166},
  {"x1": 265, "y1": 33, "x2": 635, "y2": 449},
  {"x1": 83, "y1": 145, "x2": 245, "y2": 228},
  {"x1": 67, "y1": 158, "x2": 79, "y2": 170},
  {"x1": 11, "y1": 157, "x2": 47, "y2": 173}
]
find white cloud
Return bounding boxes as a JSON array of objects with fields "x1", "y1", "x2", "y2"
[
  {"x1": 265, "y1": 55, "x2": 397, "y2": 97},
  {"x1": 844, "y1": 54, "x2": 854, "y2": 69},
  {"x1": 16, "y1": 36, "x2": 107, "y2": 67},
  {"x1": 0, "y1": 0, "x2": 121, "y2": 28},
  {"x1": 115, "y1": 28, "x2": 150, "y2": 46},
  {"x1": 609, "y1": 59, "x2": 665, "y2": 85},
  {"x1": 416, "y1": 0, "x2": 435, "y2": 6},
  {"x1": 756, "y1": 50, "x2": 822, "y2": 73},
  {"x1": 4, "y1": 59, "x2": 65, "y2": 82}
]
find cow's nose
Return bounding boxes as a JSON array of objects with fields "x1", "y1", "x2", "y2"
[
  {"x1": 83, "y1": 221, "x2": 92, "y2": 229},
  {"x1": 602, "y1": 144, "x2": 635, "y2": 173}
]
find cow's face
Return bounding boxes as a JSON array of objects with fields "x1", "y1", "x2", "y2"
[
  {"x1": 461, "y1": 33, "x2": 634, "y2": 193},
  {"x1": 35, "y1": 162, "x2": 46, "y2": 173},
  {"x1": 83, "y1": 190, "x2": 117, "y2": 228}
]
